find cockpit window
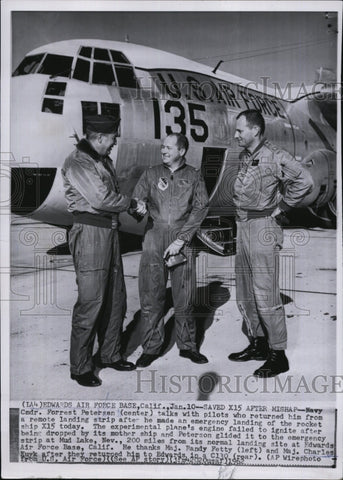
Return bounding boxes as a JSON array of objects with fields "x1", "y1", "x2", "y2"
[
  {"x1": 94, "y1": 48, "x2": 111, "y2": 61},
  {"x1": 115, "y1": 65, "x2": 139, "y2": 89},
  {"x1": 92, "y1": 63, "x2": 115, "y2": 85},
  {"x1": 73, "y1": 58, "x2": 90, "y2": 82},
  {"x1": 45, "y1": 81, "x2": 67, "y2": 96},
  {"x1": 13, "y1": 45, "x2": 140, "y2": 88},
  {"x1": 42, "y1": 98, "x2": 64, "y2": 114},
  {"x1": 12, "y1": 53, "x2": 44, "y2": 76},
  {"x1": 110, "y1": 50, "x2": 130, "y2": 64},
  {"x1": 101, "y1": 102, "x2": 120, "y2": 120},
  {"x1": 37, "y1": 54, "x2": 73, "y2": 77},
  {"x1": 79, "y1": 46, "x2": 92, "y2": 58}
]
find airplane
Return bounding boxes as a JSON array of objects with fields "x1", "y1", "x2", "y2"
[{"x1": 10, "y1": 39, "x2": 337, "y2": 256}]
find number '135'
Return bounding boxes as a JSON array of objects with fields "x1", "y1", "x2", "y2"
[{"x1": 153, "y1": 99, "x2": 209, "y2": 142}]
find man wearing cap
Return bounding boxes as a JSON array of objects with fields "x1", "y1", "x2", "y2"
[
  {"x1": 62, "y1": 115, "x2": 141, "y2": 387},
  {"x1": 130, "y1": 133, "x2": 209, "y2": 368},
  {"x1": 229, "y1": 109, "x2": 313, "y2": 377}
]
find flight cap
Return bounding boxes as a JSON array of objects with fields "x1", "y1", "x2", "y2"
[{"x1": 85, "y1": 114, "x2": 120, "y2": 133}]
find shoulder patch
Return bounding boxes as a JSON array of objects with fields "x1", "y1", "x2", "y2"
[{"x1": 264, "y1": 140, "x2": 286, "y2": 157}]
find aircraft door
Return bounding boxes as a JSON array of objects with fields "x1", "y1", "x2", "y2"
[
  {"x1": 196, "y1": 147, "x2": 238, "y2": 256},
  {"x1": 201, "y1": 147, "x2": 226, "y2": 197}
]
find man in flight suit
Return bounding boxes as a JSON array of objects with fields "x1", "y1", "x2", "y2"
[
  {"x1": 62, "y1": 115, "x2": 139, "y2": 387},
  {"x1": 229, "y1": 109, "x2": 313, "y2": 377},
  {"x1": 131, "y1": 133, "x2": 209, "y2": 367}
]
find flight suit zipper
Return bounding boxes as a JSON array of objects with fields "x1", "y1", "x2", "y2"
[
  {"x1": 237, "y1": 153, "x2": 254, "y2": 210},
  {"x1": 168, "y1": 172, "x2": 174, "y2": 226}
]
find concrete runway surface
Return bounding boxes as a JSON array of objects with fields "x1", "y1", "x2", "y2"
[{"x1": 8, "y1": 217, "x2": 337, "y2": 402}]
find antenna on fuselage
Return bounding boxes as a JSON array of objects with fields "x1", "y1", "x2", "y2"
[
  {"x1": 212, "y1": 60, "x2": 223, "y2": 74},
  {"x1": 125, "y1": 34, "x2": 130, "y2": 42},
  {"x1": 70, "y1": 129, "x2": 80, "y2": 145}
]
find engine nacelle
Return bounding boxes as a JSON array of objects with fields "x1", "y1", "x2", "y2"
[{"x1": 298, "y1": 149, "x2": 336, "y2": 210}]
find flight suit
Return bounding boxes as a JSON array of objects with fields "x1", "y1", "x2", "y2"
[
  {"x1": 233, "y1": 139, "x2": 313, "y2": 349},
  {"x1": 132, "y1": 162, "x2": 209, "y2": 354},
  {"x1": 62, "y1": 139, "x2": 130, "y2": 375}
]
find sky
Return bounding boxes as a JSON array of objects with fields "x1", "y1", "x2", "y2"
[{"x1": 10, "y1": 7, "x2": 339, "y2": 89}]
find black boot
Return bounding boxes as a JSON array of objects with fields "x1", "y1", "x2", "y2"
[
  {"x1": 136, "y1": 353, "x2": 159, "y2": 368},
  {"x1": 180, "y1": 350, "x2": 208, "y2": 364},
  {"x1": 228, "y1": 337, "x2": 269, "y2": 362},
  {"x1": 71, "y1": 371, "x2": 101, "y2": 387},
  {"x1": 253, "y1": 349, "x2": 289, "y2": 377}
]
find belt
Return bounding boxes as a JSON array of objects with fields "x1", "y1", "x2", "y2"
[
  {"x1": 237, "y1": 208, "x2": 275, "y2": 221},
  {"x1": 147, "y1": 218, "x2": 186, "y2": 227},
  {"x1": 72, "y1": 212, "x2": 118, "y2": 229}
]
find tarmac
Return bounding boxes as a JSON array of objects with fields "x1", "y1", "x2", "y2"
[{"x1": 8, "y1": 217, "x2": 337, "y2": 402}]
